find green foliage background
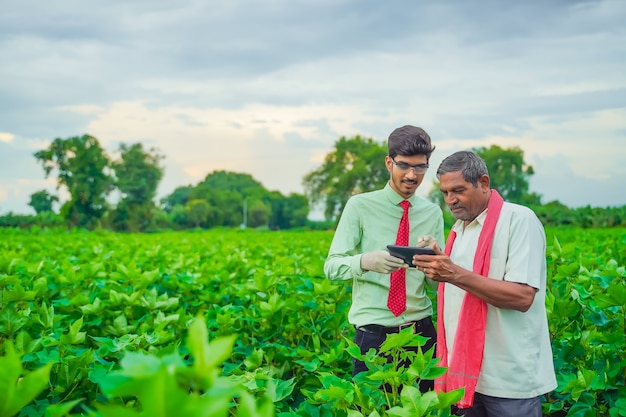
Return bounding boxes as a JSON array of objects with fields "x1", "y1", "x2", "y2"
[
  {"x1": 2, "y1": 134, "x2": 624, "y2": 232},
  {"x1": 2, "y1": 133, "x2": 625, "y2": 415},
  {"x1": 0, "y1": 227, "x2": 624, "y2": 416}
]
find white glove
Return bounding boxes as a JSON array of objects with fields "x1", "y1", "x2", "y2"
[
  {"x1": 417, "y1": 235, "x2": 438, "y2": 249},
  {"x1": 361, "y1": 250, "x2": 407, "y2": 274}
]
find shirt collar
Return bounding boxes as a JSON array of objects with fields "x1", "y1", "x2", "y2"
[
  {"x1": 384, "y1": 181, "x2": 417, "y2": 207},
  {"x1": 452, "y1": 206, "x2": 488, "y2": 232}
]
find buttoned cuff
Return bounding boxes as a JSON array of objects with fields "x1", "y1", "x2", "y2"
[{"x1": 352, "y1": 254, "x2": 365, "y2": 278}]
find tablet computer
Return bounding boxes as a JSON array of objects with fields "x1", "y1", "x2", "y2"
[{"x1": 386, "y1": 245, "x2": 436, "y2": 267}]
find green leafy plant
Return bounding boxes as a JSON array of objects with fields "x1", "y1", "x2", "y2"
[
  {"x1": 1, "y1": 227, "x2": 625, "y2": 416},
  {"x1": 0, "y1": 341, "x2": 53, "y2": 417},
  {"x1": 296, "y1": 328, "x2": 463, "y2": 416}
]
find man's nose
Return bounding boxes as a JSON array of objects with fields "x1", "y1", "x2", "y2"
[{"x1": 405, "y1": 168, "x2": 419, "y2": 178}]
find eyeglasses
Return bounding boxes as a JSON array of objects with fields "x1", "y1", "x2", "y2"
[{"x1": 391, "y1": 158, "x2": 429, "y2": 174}]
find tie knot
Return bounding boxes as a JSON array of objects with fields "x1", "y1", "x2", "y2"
[{"x1": 400, "y1": 200, "x2": 410, "y2": 210}]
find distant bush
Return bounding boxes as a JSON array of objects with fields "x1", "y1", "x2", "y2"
[
  {"x1": 532, "y1": 202, "x2": 626, "y2": 228},
  {"x1": 0, "y1": 212, "x2": 66, "y2": 229}
]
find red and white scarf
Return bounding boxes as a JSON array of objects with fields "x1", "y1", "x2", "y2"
[{"x1": 435, "y1": 190, "x2": 504, "y2": 408}]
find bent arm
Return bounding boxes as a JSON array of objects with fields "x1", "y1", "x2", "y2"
[
  {"x1": 324, "y1": 200, "x2": 364, "y2": 281},
  {"x1": 414, "y1": 208, "x2": 543, "y2": 312},
  {"x1": 443, "y1": 263, "x2": 536, "y2": 311}
]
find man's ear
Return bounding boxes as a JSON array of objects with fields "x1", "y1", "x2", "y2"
[
  {"x1": 478, "y1": 174, "x2": 490, "y2": 191},
  {"x1": 385, "y1": 155, "x2": 393, "y2": 173}
]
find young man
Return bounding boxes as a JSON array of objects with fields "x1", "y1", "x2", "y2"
[
  {"x1": 413, "y1": 151, "x2": 557, "y2": 416},
  {"x1": 324, "y1": 125, "x2": 444, "y2": 392}
]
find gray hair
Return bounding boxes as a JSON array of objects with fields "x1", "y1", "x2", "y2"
[{"x1": 436, "y1": 151, "x2": 489, "y2": 187}]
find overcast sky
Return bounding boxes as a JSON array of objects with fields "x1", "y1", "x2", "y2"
[{"x1": 1, "y1": 0, "x2": 625, "y2": 217}]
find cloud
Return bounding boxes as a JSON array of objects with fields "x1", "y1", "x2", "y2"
[
  {"x1": 530, "y1": 153, "x2": 626, "y2": 208},
  {"x1": 0, "y1": 178, "x2": 59, "y2": 215},
  {"x1": 0, "y1": 0, "x2": 625, "y2": 215},
  {"x1": 0, "y1": 133, "x2": 14, "y2": 143},
  {"x1": 78, "y1": 100, "x2": 375, "y2": 196}
]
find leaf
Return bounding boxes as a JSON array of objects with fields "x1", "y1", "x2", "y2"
[
  {"x1": 398, "y1": 385, "x2": 421, "y2": 411},
  {"x1": 9, "y1": 362, "x2": 54, "y2": 415},
  {"x1": 80, "y1": 297, "x2": 104, "y2": 315},
  {"x1": 44, "y1": 399, "x2": 83, "y2": 417},
  {"x1": 435, "y1": 388, "x2": 465, "y2": 408},
  {"x1": 595, "y1": 279, "x2": 626, "y2": 308},
  {"x1": 379, "y1": 327, "x2": 425, "y2": 354},
  {"x1": 96, "y1": 404, "x2": 145, "y2": 417},
  {"x1": 414, "y1": 390, "x2": 440, "y2": 414},
  {"x1": 295, "y1": 357, "x2": 321, "y2": 372},
  {"x1": 386, "y1": 406, "x2": 415, "y2": 417},
  {"x1": 0, "y1": 341, "x2": 21, "y2": 416},
  {"x1": 67, "y1": 317, "x2": 86, "y2": 344},
  {"x1": 265, "y1": 377, "x2": 296, "y2": 402},
  {"x1": 34, "y1": 301, "x2": 55, "y2": 329},
  {"x1": 0, "y1": 308, "x2": 29, "y2": 337},
  {"x1": 97, "y1": 352, "x2": 235, "y2": 417},
  {"x1": 419, "y1": 365, "x2": 447, "y2": 381},
  {"x1": 3, "y1": 282, "x2": 37, "y2": 303},
  {"x1": 344, "y1": 343, "x2": 364, "y2": 360},
  {"x1": 243, "y1": 349, "x2": 263, "y2": 371},
  {"x1": 235, "y1": 391, "x2": 275, "y2": 417},
  {"x1": 187, "y1": 316, "x2": 236, "y2": 377},
  {"x1": 0, "y1": 341, "x2": 52, "y2": 417},
  {"x1": 614, "y1": 398, "x2": 626, "y2": 416},
  {"x1": 97, "y1": 351, "x2": 163, "y2": 396}
]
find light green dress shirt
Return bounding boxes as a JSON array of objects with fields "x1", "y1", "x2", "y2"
[{"x1": 324, "y1": 182, "x2": 444, "y2": 327}]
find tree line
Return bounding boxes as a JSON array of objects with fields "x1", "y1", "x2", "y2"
[
  {"x1": 1, "y1": 134, "x2": 310, "y2": 231},
  {"x1": 1, "y1": 134, "x2": 624, "y2": 231},
  {"x1": 302, "y1": 136, "x2": 626, "y2": 229}
]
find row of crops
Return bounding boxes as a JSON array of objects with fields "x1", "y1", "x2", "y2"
[{"x1": 0, "y1": 227, "x2": 625, "y2": 416}]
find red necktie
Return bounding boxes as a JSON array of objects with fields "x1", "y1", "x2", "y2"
[{"x1": 388, "y1": 200, "x2": 410, "y2": 316}]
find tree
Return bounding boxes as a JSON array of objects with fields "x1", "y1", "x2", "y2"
[
  {"x1": 185, "y1": 199, "x2": 212, "y2": 228},
  {"x1": 283, "y1": 194, "x2": 310, "y2": 228},
  {"x1": 34, "y1": 134, "x2": 113, "y2": 228},
  {"x1": 192, "y1": 171, "x2": 266, "y2": 227},
  {"x1": 426, "y1": 181, "x2": 444, "y2": 209},
  {"x1": 473, "y1": 145, "x2": 538, "y2": 204},
  {"x1": 303, "y1": 135, "x2": 388, "y2": 221},
  {"x1": 111, "y1": 143, "x2": 164, "y2": 232},
  {"x1": 532, "y1": 200, "x2": 572, "y2": 226},
  {"x1": 247, "y1": 199, "x2": 271, "y2": 228},
  {"x1": 159, "y1": 170, "x2": 311, "y2": 230},
  {"x1": 208, "y1": 191, "x2": 242, "y2": 227},
  {"x1": 28, "y1": 190, "x2": 58, "y2": 214},
  {"x1": 267, "y1": 191, "x2": 309, "y2": 229},
  {"x1": 161, "y1": 186, "x2": 194, "y2": 213},
  {"x1": 169, "y1": 204, "x2": 187, "y2": 228}
]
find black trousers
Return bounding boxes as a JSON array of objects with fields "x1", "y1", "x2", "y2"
[
  {"x1": 453, "y1": 393, "x2": 543, "y2": 417},
  {"x1": 352, "y1": 317, "x2": 437, "y2": 393}
]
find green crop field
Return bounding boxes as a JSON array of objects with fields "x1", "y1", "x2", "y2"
[{"x1": 0, "y1": 227, "x2": 625, "y2": 416}]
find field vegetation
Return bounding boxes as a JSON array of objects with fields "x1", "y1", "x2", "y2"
[
  {"x1": 2, "y1": 134, "x2": 625, "y2": 415},
  {"x1": 1, "y1": 226, "x2": 624, "y2": 416}
]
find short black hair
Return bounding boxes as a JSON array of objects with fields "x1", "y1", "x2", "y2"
[{"x1": 388, "y1": 125, "x2": 435, "y2": 160}]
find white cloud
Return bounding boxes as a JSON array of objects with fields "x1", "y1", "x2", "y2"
[
  {"x1": 0, "y1": 133, "x2": 14, "y2": 143},
  {"x1": 71, "y1": 100, "x2": 377, "y2": 194},
  {"x1": 0, "y1": 0, "x2": 625, "y2": 215},
  {"x1": 0, "y1": 178, "x2": 61, "y2": 214},
  {"x1": 522, "y1": 108, "x2": 626, "y2": 180}
]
